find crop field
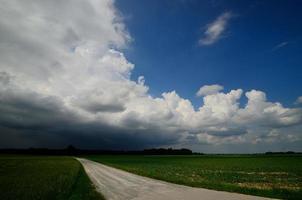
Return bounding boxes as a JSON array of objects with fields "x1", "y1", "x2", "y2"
[
  {"x1": 87, "y1": 155, "x2": 302, "y2": 199},
  {"x1": 0, "y1": 156, "x2": 104, "y2": 200}
]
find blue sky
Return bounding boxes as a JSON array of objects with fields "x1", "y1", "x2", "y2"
[
  {"x1": 0, "y1": 0, "x2": 302, "y2": 152},
  {"x1": 116, "y1": 0, "x2": 302, "y2": 108}
]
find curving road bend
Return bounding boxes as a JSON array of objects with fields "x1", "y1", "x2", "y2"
[{"x1": 77, "y1": 158, "x2": 275, "y2": 200}]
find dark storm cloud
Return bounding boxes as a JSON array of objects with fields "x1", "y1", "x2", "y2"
[
  {"x1": 207, "y1": 128, "x2": 247, "y2": 137},
  {"x1": 0, "y1": 82, "x2": 180, "y2": 149},
  {"x1": 79, "y1": 102, "x2": 125, "y2": 113},
  {"x1": 0, "y1": 89, "x2": 72, "y2": 130}
]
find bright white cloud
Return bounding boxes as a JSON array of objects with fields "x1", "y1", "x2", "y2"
[
  {"x1": 196, "y1": 84, "x2": 224, "y2": 96},
  {"x1": 0, "y1": 1, "x2": 301, "y2": 151},
  {"x1": 199, "y1": 11, "x2": 233, "y2": 45},
  {"x1": 295, "y1": 96, "x2": 302, "y2": 105}
]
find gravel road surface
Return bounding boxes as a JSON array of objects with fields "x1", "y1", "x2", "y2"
[{"x1": 77, "y1": 158, "x2": 275, "y2": 200}]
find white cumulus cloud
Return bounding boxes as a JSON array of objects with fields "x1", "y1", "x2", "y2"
[
  {"x1": 199, "y1": 11, "x2": 233, "y2": 45},
  {"x1": 295, "y1": 96, "x2": 302, "y2": 105},
  {"x1": 196, "y1": 84, "x2": 224, "y2": 96}
]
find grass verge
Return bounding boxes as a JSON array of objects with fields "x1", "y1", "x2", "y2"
[
  {"x1": 69, "y1": 164, "x2": 105, "y2": 200},
  {"x1": 0, "y1": 155, "x2": 104, "y2": 200}
]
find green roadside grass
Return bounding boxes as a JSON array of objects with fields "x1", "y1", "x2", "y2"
[
  {"x1": 0, "y1": 155, "x2": 104, "y2": 200},
  {"x1": 87, "y1": 154, "x2": 302, "y2": 200}
]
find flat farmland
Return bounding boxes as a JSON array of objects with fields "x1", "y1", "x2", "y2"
[
  {"x1": 0, "y1": 156, "x2": 104, "y2": 200},
  {"x1": 87, "y1": 155, "x2": 302, "y2": 199}
]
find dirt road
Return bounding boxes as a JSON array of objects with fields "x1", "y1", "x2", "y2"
[{"x1": 77, "y1": 158, "x2": 274, "y2": 200}]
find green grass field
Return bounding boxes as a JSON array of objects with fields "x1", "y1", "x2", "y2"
[
  {"x1": 0, "y1": 156, "x2": 104, "y2": 200},
  {"x1": 87, "y1": 155, "x2": 302, "y2": 200}
]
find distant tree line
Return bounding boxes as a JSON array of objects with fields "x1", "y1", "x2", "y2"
[
  {"x1": 0, "y1": 146, "x2": 195, "y2": 156},
  {"x1": 1, "y1": 146, "x2": 301, "y2": 156},
  {"x1": 143, "y1": 148, "x2": 193, "y2": 155},
  {"x1": 265, "y1": 151, "x2": 301, "y2": 155}
]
